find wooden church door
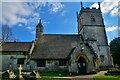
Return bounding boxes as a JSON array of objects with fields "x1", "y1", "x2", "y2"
[{"x1": 77, "y1": 57, "x2": 87, "y2": 74}]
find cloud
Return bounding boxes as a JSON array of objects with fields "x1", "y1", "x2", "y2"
[
  {"x1": 61, "y1": 10, "x2": 67, "y2": 16},
  {"x1": 90, "y1": 3, "x2": 99, "y2": 9},
  {"x1": 90, "y1": 1, "x2": 118, "y2": 16},
  {"x1": 105, "y1": 25, "x2": 119, "y2": 43},
  {"x1": 43, "y1": 21, "x2": 50, "y2": 26},
  {"x1": 2, "y1": 2, "x2": 31, "y2": 27},
  {"x1": 18, "y1": 23, "x2": 23, "y2": 27},
  {"x1": 1, "y1": 2, "x2": 64, "y2": 27},
  {"x1": 27, "y1": 2, "x2": 46, "y2": 10},
  {"x1": 26, "y1": 26, "x2": 34, "y2": 30},
  {"x1": 110, "y1": 7, "x2": 118, "y2": 16},
  {"x1": 101, "y1": 1, "x2": 118, "y2": 14},
  {"x1": 48, "y1": 2, "x2": 64, "y2": 13},
  {"x1": 105, "y1": 26, "x2": 118, "y2": 32},
  {"x1": 32, "y1": 30, "x2": 36, "y2": 34}
]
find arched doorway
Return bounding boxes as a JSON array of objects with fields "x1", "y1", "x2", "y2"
[{"x1": 77, "y1": 57, "x2": 87, "y2": 74}]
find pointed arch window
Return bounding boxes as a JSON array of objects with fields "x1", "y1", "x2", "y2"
[{"x1": 90, "y1": 14, "x2": 95, "y2": 23}]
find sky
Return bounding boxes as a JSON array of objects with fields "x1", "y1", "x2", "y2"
[{"x1": 0, "y1": 0, "x2": 119, "y2": 44}]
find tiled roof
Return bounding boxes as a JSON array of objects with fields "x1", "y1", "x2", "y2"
[
  {"x1": 0, "y1": 42, "x2": 33, "y2": 52},
  {"x1": 31, "y1": 34, "x2": 80, "y2": 59}
]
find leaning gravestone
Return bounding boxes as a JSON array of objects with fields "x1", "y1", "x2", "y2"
[
  {"x1": 24, "y1": 70, "x2": 41, "y2": 80},
  {"x1": 2, "y1": 63, "x2": 16, "y2": 79},
  {"x1": 9, "y1": 70, "x2": 16, "y2": 78},
  {"x1": 2, "y1": 70, "x2": 9, "y2": 79},
  {"x1": 2, "y1": 70, "x2": 16, "y2": 79},
  {"x1": 30, "y1": 70, "x2": 41, "y2": 78}
]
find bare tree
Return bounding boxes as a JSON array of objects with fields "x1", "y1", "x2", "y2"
[{"x1": 0, "y1": 25, "x2": 14, "y2": 42}]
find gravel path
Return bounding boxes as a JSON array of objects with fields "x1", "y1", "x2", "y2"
[{"x1": 49, "y1": 71, "x2": 107, "y2": 79}]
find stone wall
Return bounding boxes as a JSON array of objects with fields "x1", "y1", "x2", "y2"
[
  {"x1": 30, "y1": 60, "x2": 69, "y2": 72},
  {"x1": 78, "y1": 10, "x2": 103, "y2": 31},
  {"x1": 1, "y1": 52, "x2": 28, "y2": 71}
]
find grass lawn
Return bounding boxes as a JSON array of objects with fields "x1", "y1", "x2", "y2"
[
  {"x1": 40, "y1": 72, "x2": 70, "y2": 77},
  {"x1": 93, "y1": 76, "x2": 120, "y2": 80},
  {"x1": 37, "y1": 78, "x2": 70, "y2": 80},
  {"x1": 12, "y1": 71, "x2": 70, "y2": 77},
  {"x1": 2, "y1": 76, "x2": 120, "y2": 80},
  {"x1": 1, "y1": 78, "x2": 70, "y2": 80}
]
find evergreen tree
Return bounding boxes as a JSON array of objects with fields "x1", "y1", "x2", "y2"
[{"x1": 110, "y1": 37, "x2": 120, "y2": 66}]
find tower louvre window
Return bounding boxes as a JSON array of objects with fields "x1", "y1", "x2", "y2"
[{"x1": 90, "y1": 14, "x2": 95, "y2": 22}]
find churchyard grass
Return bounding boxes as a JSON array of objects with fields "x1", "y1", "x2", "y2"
[
  {"x1": 93, "y1": 76, "x2": 120, "y2": 80},
  {"x1": 1, "y1": 76, "x2": 120, "y2": 80},
  {"x1": 1, "y1": 78, "x2": 70, "y2": 80},
  {"x1": 14, "y1": 71, "x2": 70, "y2": 77},
  {"x1": 37, "y1": 78, "x2": 70, "y2": 80},
  {"x1": 40, "y1": 72, "x2": 70, "y2": 76}
]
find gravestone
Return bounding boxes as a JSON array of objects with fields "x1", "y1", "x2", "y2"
[
  {"x1": 9, "y1": 70, "x2": 16, "y2": 78},
  {"x1": 9, "y1": 63, "x2": 13, "y2": 72},
  {"x1": 18, "y1": 65, "x2": 22, "y2": 75},
  {"x1": 23, "y1": 70, "x2": 40, "y2": 80},
  {"x1": 2, "y1": 63, "x2": 16, "y2": 79},
  {"x1": 2, "y1": 70, "x2": 16, "y2": 79},
  {"x1": 30, "y1": 70, "x2": 41, "y2": 78},
  {"x1": 14, "y1": 65, "x2": 25, "y2": 80},
  {"x1": 115, "y1": 64, "x2": 119, "y2": 70},
  {"x1": 2, "y1": 70, "x2": 9, "y2": 79},
  {"x1": 9, "y1": 63, "x2": 16, "y2": 78}
]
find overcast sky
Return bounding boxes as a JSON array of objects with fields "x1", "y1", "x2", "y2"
[{"x1": 0, "y1": 0, "x2": 119, "y2": 43}]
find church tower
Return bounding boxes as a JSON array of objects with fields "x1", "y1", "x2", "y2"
[
  {"x1": 77, "y1": 2, "x2": 113, "y2": 68},
  {"x1": 36, "y1": 19, "x2": 44, "y2": 39}
]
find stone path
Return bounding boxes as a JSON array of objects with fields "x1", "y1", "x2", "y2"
[{"x1": 50, "y1": 71, "x2": 107, "y2": 79}]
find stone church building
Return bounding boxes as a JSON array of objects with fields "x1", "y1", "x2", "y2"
[{"x1": 1, "y1": 3, "x2": 113, "y2": 74}]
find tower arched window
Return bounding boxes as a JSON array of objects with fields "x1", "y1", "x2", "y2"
[{"x1": 90, "y1": 14, "x2": 95, "y2": 23}]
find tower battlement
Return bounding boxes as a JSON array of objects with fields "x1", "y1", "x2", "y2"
[
  {"x1": 80, "y1": 2, "x2": 101, "y2": 14},
  {"x1": 80, "y1": 7, "x2": 101, "y2": 13}
]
